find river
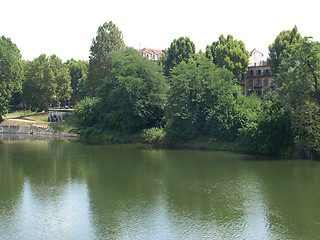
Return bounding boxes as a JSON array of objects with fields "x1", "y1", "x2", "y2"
[{"x1": 0, "y1": 135, "x2": 320, "y2": 239}]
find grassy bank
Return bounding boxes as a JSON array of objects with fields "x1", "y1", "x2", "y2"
[
  {"x1": 74, "y1": 126, "x2": 239, "y2": 152},
  {"x1": 1, "y1": 110, "x2": 49, "y2": 127},
  {"x1": 1, "y1": 110, "x2": 76, "y2": 134}
]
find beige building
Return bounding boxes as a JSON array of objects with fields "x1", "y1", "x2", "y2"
[
  {"x1": 139, "y1": 48, "x2": 163, "y2": 61},
  {"x1": 239, "y1": 49, "x2": 274, "y2": 98}
]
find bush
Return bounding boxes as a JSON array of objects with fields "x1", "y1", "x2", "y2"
[
  {"x1": 73, "y1": 97, "x2": 99, "y2": 127},
  {"x1": 238, "y1": 95, "x2": 294, "y2": 155},
  {"x1": 142, "y1": 127, "x2": 165, "y2": 144}
]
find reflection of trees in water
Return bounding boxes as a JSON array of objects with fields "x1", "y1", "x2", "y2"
[
  {"x1": 0, "y1": 142, "x2": 25, "y2": 237},
  {"x1": 85, "y1": 148, "x2": 265, "y2": 239},
  {"x1": 0, "y1": 140, "x2": 90, "y2": 204},
  {"x1": 157, "y1": 151, "x2": 271, "y2": 239},
  {"x1": 253, "y1": 160, "x2": 320, "y2": 239},
  {"x1": 0, "y1": 140, "x2": 95, "y2": 238},
  {"x1": 0, "y1": 143, "x2": 24, "y2": 203},
  {"x1": 2, "y1": 140, "x2": 320, "y2": 239},
  {"x1": 86, "y1": 147, "x2": 320, "y2": 239},
  {"x1": 86, "y1": 145, "x2": 167, "y2": 238}
]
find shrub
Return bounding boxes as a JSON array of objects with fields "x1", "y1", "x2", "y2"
[
  {"x1": 73, "y1": 97, "x2": 99, "y2": 127},
  {"x1": 142, "y1": 127, "x2": 165, "y2": 144}
]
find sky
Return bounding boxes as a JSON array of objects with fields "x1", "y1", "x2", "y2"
[{"x1": 1, "y1": 0, "x2": 319, "y2": 62}]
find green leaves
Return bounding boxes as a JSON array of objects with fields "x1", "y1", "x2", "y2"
[
  {"x1": 86, "y1": 21, "x2": 125, "y2": 96},
  {"x1": 66, "y1": 59, "x2": 88, "y2": 103},
  {"x1": 0, "y1": 36, "x2": 23, "y2": 120},
  {"x1": 164, "y1": 36, "x2": 196, "y2": 76},
  {"x1": 96, "y1": 47, "x2": 167, "y2": 133},
  {"x1": 205, "y1": 34, "x2": 249, "y2": 80},
  {"x1": 166, "y1": 56, "x2": 245, "y2": 142},
  {"x1": 23, "y1": 54, "x2": 72, "y2": 111},
  {"x1": 268, "y1": 25, "x2": 302, "y2": 75}
]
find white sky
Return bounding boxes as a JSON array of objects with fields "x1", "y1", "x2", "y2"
[{"x1": 1, "y1": 0, "x2": 319, "y2": 61}]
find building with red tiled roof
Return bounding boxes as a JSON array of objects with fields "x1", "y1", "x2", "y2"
[{"x1": 139, "y1": 48, "x2": 164, "y2": 61}]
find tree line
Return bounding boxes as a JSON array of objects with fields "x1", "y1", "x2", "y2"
[{"x1": 1, "y1": 22, "x2": 320, "y2": 158}]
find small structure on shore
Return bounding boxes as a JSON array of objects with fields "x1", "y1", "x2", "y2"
[{"x1": 48, "y1": 109, "x2": 73, "y2": 122}]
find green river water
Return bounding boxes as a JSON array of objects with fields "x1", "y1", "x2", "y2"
[{"x1": 0, "y1": 134, "x2": 320, "y2": 239}]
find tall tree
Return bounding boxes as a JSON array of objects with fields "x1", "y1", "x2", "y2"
[
  {"x1": 23, "y1": 54, "x2": 72, "y2": 111},
  {"x1": 165, "y1": 55, "x2": 246, "y2": 142},
  {"x1": 267, "y1": 25, "x2": 302, "y2": 75},
  {"x1": 97, "y1": 47, "x2": 167, "y2": 133},
  {"x1": 205, "y1": 34, "x2": 249, "y2": 80},
  {"x1": 49, "y1": 55, "x2": 72, "y2": 104},
  {"x1": 0, "y1": 36, "x2": 24, "y2": 120},
  {"x1": 86, "y1": 21, "x2": 125, "y2": 96},
  {"x1": 164, "y1": 36, "x2": 195, "y2": 76},
  {"x1": 66, "y1": 59, "x2": 88, "y2": 104},
  {"x1": 275, "y1": 37, "x2": 320, "y2": 157}
]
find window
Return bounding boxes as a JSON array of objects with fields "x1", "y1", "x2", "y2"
[
  {"x1": 256, "y1": 79, "x2": 262, "y2": 87},
  {"x1": 265, "y1": 69, "x2": 270, "y2": 76},
  {"x1": 257, "y1": 69, "x2": 261, "y2": 76},
  {"x1": 248, "y1": 79, "x2": 253, "y2": 87},
  {"x1": 263, "y1": 79, "x2": 269, "y2": 87}
]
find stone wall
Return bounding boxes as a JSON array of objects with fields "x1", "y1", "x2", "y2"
[{"x1": 0, "y1": 125, "x2": 53, "y2": 135}]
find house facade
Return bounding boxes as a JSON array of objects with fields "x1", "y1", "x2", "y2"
[
  {"x1": 139, "y1": 48, "x2": 163, "y2": 61},
  {"x1": 239, "y1": 49, "x2": 274, "y2": 98}
]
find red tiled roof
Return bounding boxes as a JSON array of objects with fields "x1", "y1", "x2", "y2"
[
  {"x1": 249, "y1": 48, "x2": 264, "y2": 57},
  {"x1": 139, "y1": 48, "x2": 163, "y2": 55}
]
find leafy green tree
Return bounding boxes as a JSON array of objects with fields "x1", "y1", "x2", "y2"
[
  {"x1": 49, "y1": 55, "x2": 72, "y2": 104},
  {"x1": 66, "y1": 59, "x2": 88, "y2": 104},
  {"x1": 164, "y1": 36, "x2": 195, "y2": 76},
  {"x1": 86, "y1": 21, "x2": 125, "y2": 96},
  {"x1": 268, "y1": 25, "x2": 302, "y2": 75},
  {"x1": 238, "y1": 93, "x2": 294, "y2": 155},
  {"x1": 0, "y1": 36, "x2": 24, "y2": 120},
  {"x1": 23, "y1": 54, "x2": 72, "y2": 111},
  {"x1": 165, "y1": 55, "x2": 246, "y2": 142},
  {"x1": 205, "y1": 34, "x2": 249, "y2": 80},
  {"x1": 97, "y1": 47, "x2": 167, "y2": 133},
  {"x1": 275, "y1": 37, "x2": 320, "y2": 157}
]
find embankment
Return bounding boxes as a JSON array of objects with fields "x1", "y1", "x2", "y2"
[{"x1": 0, "y1": 125, "x2": 78, "y2": 138}]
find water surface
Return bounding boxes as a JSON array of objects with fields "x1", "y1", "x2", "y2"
[{"x1": 0, "y1": 136, "x2": 320, "y2": 239}]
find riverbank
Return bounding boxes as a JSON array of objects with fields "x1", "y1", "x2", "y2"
[
  {"x1": 74, "y1": 128, "x2": 239, "y2": 153},
  {"x1": 1, "y1": 110, "x2": 79, "y2": 138}
]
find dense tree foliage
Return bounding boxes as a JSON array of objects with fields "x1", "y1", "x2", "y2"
[
  {"x1": 165, "y1": 55, "x2": 251, "y2": 142},
  {"x1": 73, "y1": 97, "x2": 99, "y2": 127},
  {"x1": 238, "y1": 94, "x2": 293, "y2": 155},
  {"x1": 0, "y1": 36, "x2": 24, "y2": 120},
  {"x1": 275, "y1": 37, "x2": 320, "y2": 158},
  {"x1": 86, "y1": 21, "x2": 125, "y2": 96},
  {"x1": 268, "y1": 25, "x2": 302, "y2": 75},
  {"x1": 23, "y1": 54, "x2": 72, "y2": 111},
  {"x1": 164, "y1": 36, "x2": 195, "y2": 76},
  {"x1": 66, "y1": 59, "x2": 88, "y2": 104},
  {"x1": 96, "y1": 48, "x2": 167, "y2": 133},
  {"x1": 205, "y1": 34, "x2": 249, "y2": 80}
]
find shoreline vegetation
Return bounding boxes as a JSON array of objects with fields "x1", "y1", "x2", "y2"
[
  {"x1": 0, "y1": 110, "x2": 308, "y2": 160},
  {"x1": 0, "y1": 110, "x2": 240, "y2": 153}
]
